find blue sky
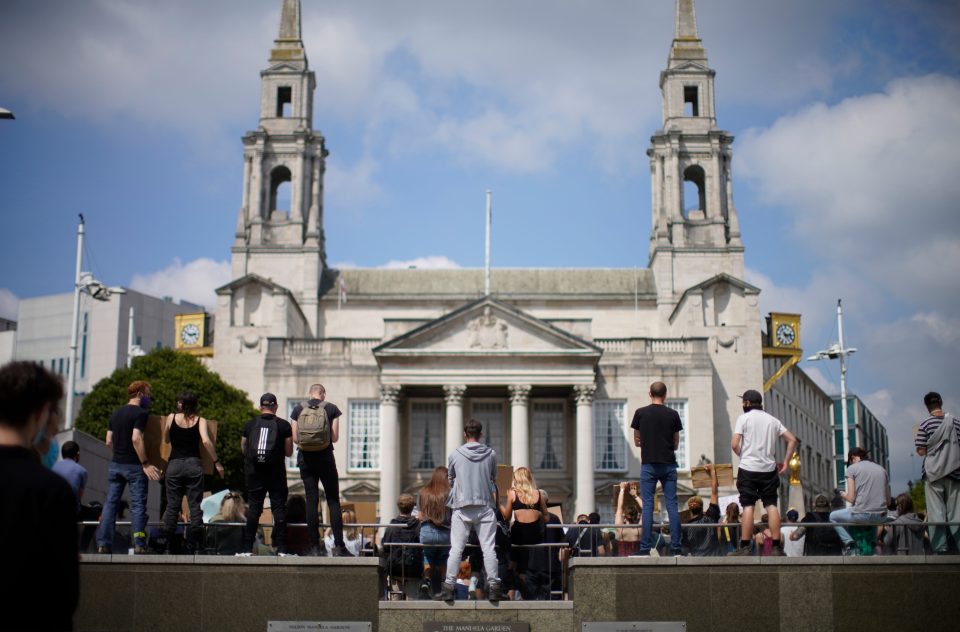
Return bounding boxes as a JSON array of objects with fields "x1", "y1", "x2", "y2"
[{"x1": 2, "y1": 0, "x2": 959, "y2": 492}]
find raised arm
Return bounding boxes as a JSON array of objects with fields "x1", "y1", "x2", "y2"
[{"x1": 708, "y1": 464, "x2": 719, "y2": 506}]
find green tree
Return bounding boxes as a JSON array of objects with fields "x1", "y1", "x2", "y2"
[{"x1": 75, "y1": 348, "x2": 258, "y2": 491}]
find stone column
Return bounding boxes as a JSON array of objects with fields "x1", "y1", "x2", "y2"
[
  {"x1": 508, "y1": 384, "x2": 531, "y2": 469},
  {"x1": 574, "y1": 383, "x2": 597, "y2": 517},
  {"x1": 378, "y1": 384, "x2": 401, "y2": 518},
  {"x1": 444, "y1": 384, "x2": 467, "y2": 461}
]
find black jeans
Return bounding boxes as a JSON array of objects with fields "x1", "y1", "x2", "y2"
[
  {"x1": 243, "y1": 467, "x2": 288, "y2": 553},
  {"x1": 299, "y1": 449, "x2": 344, "y2": 548},
  {"x1": 162, "y1": 457, "x2": 204, "y2": 546}
]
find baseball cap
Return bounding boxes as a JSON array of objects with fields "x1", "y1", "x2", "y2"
[
  {"x1": 739, "y1": 389, "x2": 763, "y2": 405},
  {"x1": 260, "y1": 392, "x2": 278, "y2": 407}
]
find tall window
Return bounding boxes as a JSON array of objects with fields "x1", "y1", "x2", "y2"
[
  {"x1": 665, "y1": 399, "x2": 689, "y2": 470},
  {"x1": 410, "y1": 400, "x2": 443, "y2": 471},
  {"x1": 594, "y1": 400, "x2": 628, "y2": 472},
  {"x1": 348, "y1": 400, "x2": 380, "y2": 471},
  {"x1": 532, "y1": 401, "x2": 565, "y2": 471},
  {"x1": 470, "y1": 400, "x2": 505, "y2": 459}
]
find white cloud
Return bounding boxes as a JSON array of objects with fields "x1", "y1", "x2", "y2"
[
  {"x1": 324, "y1": 154, "x2": 382, "y2": 212},
  {"x1": 738, "y1": 75, "x2": 960, "y2": 310},
  {"x1": 0, "y1": 288, "x2": 19, "y2": 321},
  {"x1": 801, "y1": 366, "x2": 838, "y2": 396},
  {"x1": 129, "y1": 258, "x2": 230, "y2": 310},
  {"x1": 380, "y1": 256, "x2": 460, "y2": 270}
]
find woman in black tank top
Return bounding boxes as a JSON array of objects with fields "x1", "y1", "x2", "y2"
[
  {"x1": 161, "y1": 391, "x2": 224, "y2": 552},
  {"x1": 500, "y1": 467, "x2": 547, "y2": 582}
]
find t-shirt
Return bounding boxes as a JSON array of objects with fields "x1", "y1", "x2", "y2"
[
  {"x1": 630, "y1": 404, "x2": 682, "y2": 465},
  {"x1": 915, "y1": 414, "x2": 960, "y2": 481},
  {"x1": 291, "y1": 399, "x2": 342, "y2": 466},
  {"x1": 682, "y1": 502, "x2": 720, "y2": 556},
  {"x1": 109, "y1": 404, "x2": 149, "y2": 465},
  {"x1": 780, "y1": 525, "x2": 804, "y2": 557},
  {"x1": 242, "y1": 414, "x2": 292, "y2": 470},
  {"x1": 733, "y1": 409, "x2": 787, "y2": 472},
  {"x1": 52, "y1": 458, "x2": 88, "y2": 510},
  {"x1": 0, "y1": 445, "x2": 79, "y2": 631},
  {"x1": 847, "y1": 459, "x2": 888, "y2": 513}
]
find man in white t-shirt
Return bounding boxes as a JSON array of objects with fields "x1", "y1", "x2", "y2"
[{"x1": 728, "y1": 389, "x2": 798, "y2": 556}]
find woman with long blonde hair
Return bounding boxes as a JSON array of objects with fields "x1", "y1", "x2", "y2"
[
  {"x1": 418, "y1": 465, "x2": 451, "y2": 597},
  {"x1": 500, "y1": 467, "x2": 547, "y2": 581}
]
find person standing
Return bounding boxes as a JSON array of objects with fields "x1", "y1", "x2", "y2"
[
  {"x1": 0, "y1": 361, "x2": 79, "y2": 631},
  {"x1": 915, "y1": 391, "x2": 960, "y2": 555},
  {"x1": 161, "y1": 391, "x2": 224, "y2": 553},
  {"x1": 829, "y1": 447, "x2": 890, "y2": 555},
  {"x1": 728, "y1": 389, "x2": 798, "y2": 556},
  {"x1": 439, "y1": 418, "x2": 504, "y2": 603},
  {"x1": 239, "y1": 393, "x2": 293, "y2": 556},
  {"x1": 631, "y1": 381, "x2": 683, "y2": 556},
  {"x1": 290, "y1": 383, "x2": 351, "y2": 557},
  {"x1": 53, "y1": 440, "x2": 87, "y2": 512},
  {"x1": 96, "y1": 380, "x2": 161, "y2": 554}
]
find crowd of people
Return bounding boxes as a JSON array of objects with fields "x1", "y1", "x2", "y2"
[{"x1": 3, "y1": 359, "x2": 960, "y2": 627}]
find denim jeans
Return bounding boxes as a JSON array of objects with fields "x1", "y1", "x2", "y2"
[
  {"x1": 640, "y1": 463, "x2": 681, "y2": 554},
  {"x1": 420, "y1": 521, "x2": 451, "y2": 593},
  {"x1": 829, "y1": 508, "x2": 886, "y2": 545},
  {"x1": 96, "y1": 462, "x2": 149, "y2": 548}
]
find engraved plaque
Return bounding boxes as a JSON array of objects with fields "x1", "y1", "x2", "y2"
[{"x1": 268, "y1": 623, "x2": 372, "y2": 632}]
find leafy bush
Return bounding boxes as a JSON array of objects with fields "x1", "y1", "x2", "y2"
[{"x1": 75, "y1": 348, "x2": 258, "y2": 491}]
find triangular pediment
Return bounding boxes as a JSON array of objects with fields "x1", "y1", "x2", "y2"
[
  {"x1": 215, "y1": 272, "x2": 291, "y2": 296},
  {"x1": 373, "y1": 297, "x2": 601, "y2": 357},
  {"x1": 667, "y1": 60, "x2": 712, "y2": 73}
]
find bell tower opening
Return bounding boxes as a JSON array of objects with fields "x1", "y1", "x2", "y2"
[
  {"x1": 683, "y1": 165, "x2": 706, "y2": 218},
  {"x1": 276, "y1": 86, "x2": 292, "y2": 117},
  {"x1": 268, "y1": 166, "x2": 292, "y2": 219},
  {"x1": 683, "y1": 85, "x2": 699, "y2": 117}
]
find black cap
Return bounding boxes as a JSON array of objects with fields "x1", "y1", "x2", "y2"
[
  {"x1": 739, "y1": 389, "x2": 763, "y2": 405},
  {"x1": 260, "y1": 392, "x2": 278, "y2": 407}
]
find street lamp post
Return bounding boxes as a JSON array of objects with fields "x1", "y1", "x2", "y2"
[
  {"x1": 64, "y1": 215, "x2": 125, "y2": 429},
  {"x1": 807, "y1": 299, "x2": 857, "y2": 495}
]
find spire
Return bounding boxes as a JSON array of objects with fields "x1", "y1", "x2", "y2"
[
  {"x1": 270, "y1": 0, "x2": 307, "y2": 64},
  {"x1": 669, "y1": 0, "x2": 707, "y2": 67}
]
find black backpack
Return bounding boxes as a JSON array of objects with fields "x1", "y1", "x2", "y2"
[{"x1": 247, "y1": 416, "x2": 279, "y2": 465}]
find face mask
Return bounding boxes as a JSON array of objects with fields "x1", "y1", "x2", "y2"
[
  {"x1": 41, "y1": 438, "x2": 59, "y2": 469},
  {"x1": 139, "y1": 395, "x2": 152, "y2": 410}
]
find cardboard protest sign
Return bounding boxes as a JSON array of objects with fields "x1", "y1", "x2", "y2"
[{"x1": 690, "y1": 464, "x2": 733, "y2": 488}]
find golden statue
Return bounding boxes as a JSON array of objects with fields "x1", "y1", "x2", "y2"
[{"x1": 788, "y1": 451, "x2": 801, "y2": 485}]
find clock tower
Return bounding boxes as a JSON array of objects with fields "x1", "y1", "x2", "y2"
[
  {"x1": 231, "y1": 0, "x2": 326, "y2": 335},
  {"x1": 648, "y1": 0, "x2": 744, "y2": 306}
]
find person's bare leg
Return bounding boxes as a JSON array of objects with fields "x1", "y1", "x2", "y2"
[
  {"x1": 739, "y1": 506, "x2": 754, "y2": 548},
  {"x1": 766, "y1": 505, "x2": 781, "y2": 541}
]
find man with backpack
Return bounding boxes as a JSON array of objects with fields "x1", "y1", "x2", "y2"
[
  {"x1": 239, "y1": 393, "x2": 293, "y2": 555},
  {"x1": 290, "y1": 383, "x2": 351, "y2": 557},
  {"x1": 379, "y1": 493, "x2": 422, "y2": 598},
  {"x1": 915, "y1": 391, "x2": 960, "y2": 554}
]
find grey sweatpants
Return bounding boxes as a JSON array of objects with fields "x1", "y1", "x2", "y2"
[
  {"x1": 926, "y1": 476, "x2": 960, "y2": 553},
  {"x1": 444, "y1": 505, "x2": 500, "y2": 587}
]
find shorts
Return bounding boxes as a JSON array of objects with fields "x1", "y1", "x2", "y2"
[{"x1": 736, "y1": 467, "x2": 780, "y2": 508}]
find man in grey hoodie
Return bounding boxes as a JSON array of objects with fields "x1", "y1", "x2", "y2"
[{"x1": 440, "y1": 418, "x2": 504, "y2": 602}]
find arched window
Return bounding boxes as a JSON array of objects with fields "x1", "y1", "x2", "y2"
[
  {"x1": 268, "y1": 166, "x2": 292, "y2": 218},
  {"x1": 683, "y1": 165, "x2": 706, "y2": 217}
]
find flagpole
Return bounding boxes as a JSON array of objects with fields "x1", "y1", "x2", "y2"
[{"x1": 485, "y1": 189, "x2": 491, "y2": 296}]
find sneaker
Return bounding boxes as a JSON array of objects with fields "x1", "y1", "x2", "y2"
[
  {"x1": 96, "y1": 545, "x2": 112, "y2": 555},
  {"x1": 436, "y1": 582, "x2": 456, "y2": 603},
  {"x1": 842, "y1": 542, "x2": 859, "y2": 557},
  {"x1": 331, "y1": 545, "x2": 354, "y2": 557},
  {"x1": 418, "y1": 580, "x2": 432, "y2": 600},
  {"x1": 277, "y1": 551, "x2": 297, "y2": 557},
  {"x1": 234, "y1": 552, "x2": 252, "y2": 557},
  {"x1": 727, "y1": 545, "x2": 752, "y2": 557},
  {"x1": 306, "y1": 546, "x2": 326, "y2": 557},
  {"x1": 487, "y1": 581, "x2": 506, "y2": 603},
  {"x1": 769, "y1": 547, "x2": 786, "y2": 557},
  {"x1": 133, "y1": 545, "x2": 148, "y2": 555}
]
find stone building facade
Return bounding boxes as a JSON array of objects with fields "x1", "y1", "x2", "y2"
[{"x1": 211, "y1": 0, "x2": 764, "y2": 518}]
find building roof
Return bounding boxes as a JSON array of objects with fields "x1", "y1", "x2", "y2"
[{"x1": 321, "y1": 268, "x2": 656, "y2": 301}]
